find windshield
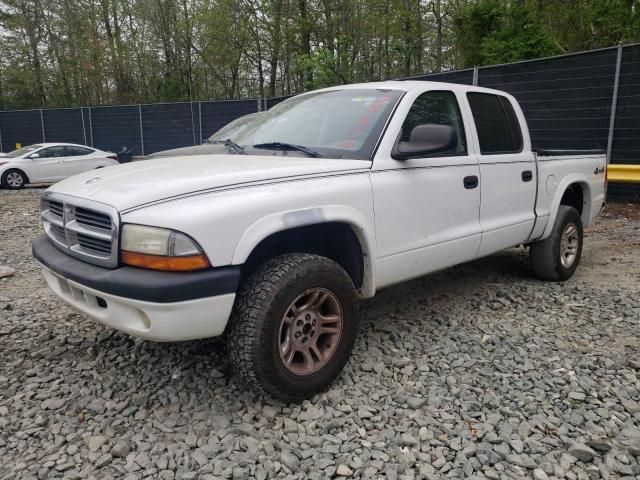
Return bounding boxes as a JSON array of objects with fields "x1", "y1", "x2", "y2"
[
  {"x1": 209, "y1": 113, "x2": 263, "y2": 142},
  {"x1": 229, "y1": 89, "x2": 403, "y2": 160},
  {"x1": 6, "y1": 144, "x2": 42, "y2": 158}
]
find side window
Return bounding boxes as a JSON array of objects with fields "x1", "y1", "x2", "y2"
[
  {"x1": 467, "y1": 93, "x2": 523, "y2": 154},
  {"x1": 35, "y1": 146, "x2": 66, "y2": 158},
  {"x1": 400, "y1": 91, "x2": 467, "y2": 155},
  {"x1": 65, "y1": 146, "x2": 93, "y2": 156}
]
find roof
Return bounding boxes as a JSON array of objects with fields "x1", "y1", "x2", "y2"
[
  {"x1": 312, "y1": 80, "x2": 513, "y2": 97},
  {"x1": 34, "y1": 142, "x2": 95, "y2": 148}
]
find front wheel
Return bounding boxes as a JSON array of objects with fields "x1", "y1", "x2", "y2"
[
  {"x1": 1, "y1": 169, "x2": 27, "y2": 189},
  {"x1": 227, "y1": 253, "x2": 359, "y2": 402},
  {"x1": 530, "y1": 205, "x2": 583, "y2": 281}
]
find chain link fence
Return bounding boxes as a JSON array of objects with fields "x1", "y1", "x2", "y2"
[{"x1": 0, "y1": 44, "x2": 638, "y2": 199}]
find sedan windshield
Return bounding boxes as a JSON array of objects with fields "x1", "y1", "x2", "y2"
[
  {"x1": 6, "y1": 144, "x2": 42, "y2": 158},
  {"x1": 230, "y1": 89, "x2": 403, "y2": 160},
  {"x1": 208, "y1": 113, "x2": 263, "y2": 143}
]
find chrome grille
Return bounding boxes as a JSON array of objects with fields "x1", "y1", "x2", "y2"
[
  {"x1": 75, "y1": 207, "x2": 112, "y2": 230},
  {"x1": 50, "y1": 224, "x2": 66, "y2": 242},
  {"x1": 48, "y1": 200, "x2": 64, "y2": 218},
  {"x1": 40, "y1": 192, "x2": 119, "y2": 268},
  {"x1": 77, "y1": 233, "x2": 112, "y2": 254}
]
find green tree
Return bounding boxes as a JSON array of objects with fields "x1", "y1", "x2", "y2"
[{"x1": 454, "y1": 0, "x2": 559, "y2": 67}]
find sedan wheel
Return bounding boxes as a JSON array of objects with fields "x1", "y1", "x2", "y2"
[{"x1": 2, "y1": 170, "x2": 27, "y2": 190}]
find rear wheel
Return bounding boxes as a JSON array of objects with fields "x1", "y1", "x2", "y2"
[
  {"x1": 531, "y1": 205, "x2": 583, "y2": 281},
  {"x1": 1, "y1": 169, "x2": 27, "y2": 189},
  {"x1": 227, "y1": 253, "x2": 359, "y2": 401}
]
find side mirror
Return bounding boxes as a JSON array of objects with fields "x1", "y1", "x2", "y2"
[
  {"x1": 392, "y1": 124, "x2": 456, "y2": 160},
  {"x1": 30, "y1": 153, "x2": 40, "y2": 159}
]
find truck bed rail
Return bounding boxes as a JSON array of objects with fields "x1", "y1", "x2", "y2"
[{"x1": 535, "y1": 149, "x2": 606, "y2": 156}]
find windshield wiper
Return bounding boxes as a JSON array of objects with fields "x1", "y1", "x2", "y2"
[
  {"x1": 253, "y1": 142, "x2": 321, "y2": 158},
  {"x1": 222, "y1": 139, "x2": 245, "y2": 154}
]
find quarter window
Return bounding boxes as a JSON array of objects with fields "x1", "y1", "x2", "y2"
[
  {"x1": 400, "y1": 91, "x2": 467, "y2": 155},
  {"x1": 467, "y1": 93, "x2": 523, "y2": 154}
]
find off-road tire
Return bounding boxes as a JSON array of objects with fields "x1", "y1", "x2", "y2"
[
  {"x1": 531, "y1": 205, "x2": 583, "y2": 281},
  {"x1": 227, "y1": 253, "x2": 359, "y2": 402},
  {"x1": 1, "y1": 169, "x2": 27, "y2": 189}
]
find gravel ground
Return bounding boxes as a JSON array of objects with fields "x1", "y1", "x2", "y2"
[{"x1": 1, "y1": 187, "x2": 639, "y2": 480}]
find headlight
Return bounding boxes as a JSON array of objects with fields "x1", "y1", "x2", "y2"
[{"x1": 120, "y1": 224, "x2": 210, "y2": 271}]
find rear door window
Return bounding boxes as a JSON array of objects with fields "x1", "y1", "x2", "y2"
[{"x1": 467, "y1": 93, "x2": 523, "y2": 154}]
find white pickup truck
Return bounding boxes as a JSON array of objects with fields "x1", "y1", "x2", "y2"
[{"x1": 32, "y1": 81, "x2": 606, "y2": 401}]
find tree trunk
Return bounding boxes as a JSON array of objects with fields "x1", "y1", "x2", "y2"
[{"x1": 298, "y1": 0, "x2": 313, "y2": 86}]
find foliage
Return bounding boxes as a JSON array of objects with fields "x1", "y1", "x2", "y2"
[
  {"x1": 0, "y1": 0, "x2": 638, "y2": 109},
  {"x1": 454, "y1": 0, "x2": 560, "y2": 67}
]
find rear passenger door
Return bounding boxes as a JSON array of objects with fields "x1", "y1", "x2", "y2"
[
  {"x1": 467, "y1": 93, "x2": 537, "y2": 256},
  {"x1": 64, "y1": 146, "x2": 97, "y2": 176}
]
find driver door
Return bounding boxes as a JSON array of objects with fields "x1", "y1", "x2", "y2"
[
  {"x1": 29, "y1": 146, "x2": 68, "y2": 182},
  {"x1": 371, "y1": 89, "x2": 482, "y2": 289}
]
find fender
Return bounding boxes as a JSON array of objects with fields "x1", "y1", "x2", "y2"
[
  {"x1": 232, "y1": 205, "x2": 377, "y2": 298},
  {"x1": 540, "y1": 174, "x2": 592, "y2": 239}
]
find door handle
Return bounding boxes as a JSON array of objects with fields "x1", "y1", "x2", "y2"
[
  {"x1": 522, "y1": 170, "x2": 533, "y2": 182},
  {"x1": 463, "y1": 175, "x2": 479, "y2": 189}
]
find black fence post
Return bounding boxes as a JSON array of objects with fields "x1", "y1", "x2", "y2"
[
  {"x1": 80, "y1": 108, "x2": 87, "y2": 145},
  {"x1": 40, "y1": 109, "x2": 46, "y2": 142},
  {"x1": 606, "y1": 45, "x2": 623, "y2": 165},
  {"x1": 198, "y1": 102, "x2": 203, "y2": 143},
  {"x1": 88, "y1": 107, "x2": 94, "y2": 147},
  {"x1": 190, "y1": 101, "x2": 196, "y2": 146},
  {"x1": 138, "y1": 105, "x2": 145, "y2": 156}
]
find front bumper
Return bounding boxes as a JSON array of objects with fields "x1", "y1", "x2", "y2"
[{"x1": 32, "y1": 234, "x2": 240, "y2": 341}]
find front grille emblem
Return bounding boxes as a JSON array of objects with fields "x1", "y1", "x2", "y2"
[{"x1": 63, "y1": 205, "x2": 73, "y2": 224}]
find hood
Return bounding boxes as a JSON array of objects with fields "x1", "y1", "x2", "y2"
[
  {"x1": 47, "y1": 154, "x2": 371, "y2": 211},
  {"x1": 145, "y1": 144, "x2": 227, "y2": 159}
]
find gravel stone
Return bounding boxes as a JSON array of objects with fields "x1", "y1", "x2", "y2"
[
  {"x1": 336, "y1": 464, "x2": 353, "y2": 476},
  {"x1": 110, "y1": 441, "x2": 130, "y2": 458},
  {"x1": 0, "y1": 266, "x2": 15, "y2": 278},
  {"x1": 1, "y1": 190, "x2": 639, "y2": 480},
  {"x1": 87, "y1": 435, "x2": 107, "y2": 452},
  {"x1": 280, "y1": 450, "x2": 299, "y2": 471},
  {"x1": 95, "y1": 454, "x2": 113, "y2": 468},
  {"x1": 507, "y1": 454, "x2": 536, "y2": 469},
  {"x1": 262, "y1": 405, "x2": 278, "y2": 419},
  {"x1": 568, "y1": 391, "x2": 587, "y2": 401},
  {"x1": 533, "y1": 468, "x2": 550, "y2": 480},
  {"x1": 509, "y1": 438, "x2": 524, "y2": 454},
  {"x1": 568, "y1": 443, "x2": 597, "y2": 462}
]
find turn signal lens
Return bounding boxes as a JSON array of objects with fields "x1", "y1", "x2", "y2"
[
  {"x1": 121, "y1": 251, "x2": 210, "y2": 271},
  {"x1": 120, "y1": 224, "x2": 210, "y2": 271}
]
